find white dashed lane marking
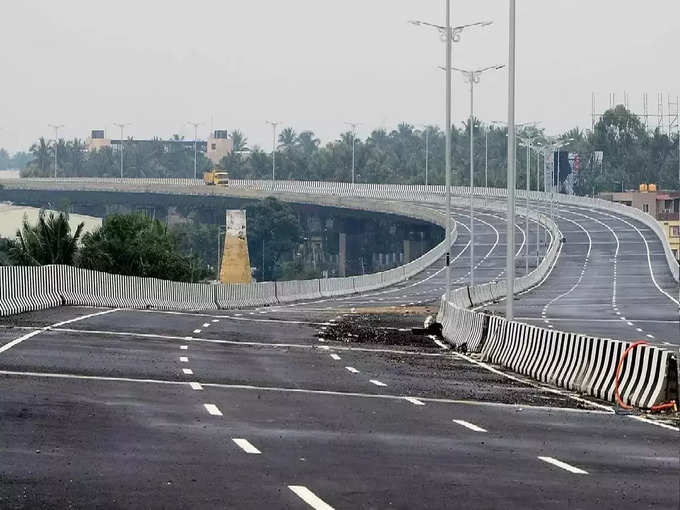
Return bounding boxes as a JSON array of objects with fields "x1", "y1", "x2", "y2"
[
  {"x1": 330, "y1": 354, "x2": 341, "y2": 361},
  {"x1": 193, "y1": 329, "x2": 201, "y2": 334},
  {"x1": 179, "y1": 357, "x2": 189, "y2": 362},
  {"x1": 345, "y1": 367, "x2": 359, "y2": 374},
  {"x1": 190, "y1": 382, "x2": 203, "y2": 390},
  {"x1": 180, "y1": 345, "x2": 188, "y2": 350},
  {"x1": 404, "y1": 397, "x2": 425, "y2": 406},
  {"x1": 453, "y1": 419, "x2": 487, "y2": 432},
  {"x1": 204, "y1": 403, "x2": 223, "y2": 416},
  {"x1": 182, "y1": 368, "x2": 194, "y2": 375},
  {"x1": 538, "y1": 456, "x2": 588, "y2": 474},
  {"x1": 369, "y1": 379, "x2": 387, "y2": 387},
  {"x1": 288, "y1": 486, "x2": 335, "y2": 510},
  {"x1": 232, "y1": 438, "x2": 261, "y2": 454},
  {"x1": 212, "y1": 319, "x2": 219, "y2": 323}
]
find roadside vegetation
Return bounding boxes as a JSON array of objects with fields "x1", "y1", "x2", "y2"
[
  {"x1": 3, "y1": 107, "x2": 679, "y2": 193},
  {"x1": 0, "y1": 198, "x2": 309, "y2": 282}
]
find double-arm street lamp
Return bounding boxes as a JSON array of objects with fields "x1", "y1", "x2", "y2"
[
  {"x1": 48, "y1": 123, "x2": 64, "y2": 179},
  {"x1": 453, "y1": 64, "x2": 505, "y2": 284},
  {"x1": 114, "y1": 123, "x2": 131, "y2": 179},
  {"x1": 345, "y1": 122, "x2": 361, "y2": 184},
  {"x1": 409, "y1": 6, "x2": 492, "y2": 299},
  {"x1": 187, "y1": 121, "x2": 202, "y2": 180},
  {"x1": 265, "y1": 120, "x2": 281, "y2": 190},
  {"x1": 518, "y1": 133, "x2": 540, "y2": 275},
  {"x1": 418, "y1": 124, "x2": 432, "y2": 186}
]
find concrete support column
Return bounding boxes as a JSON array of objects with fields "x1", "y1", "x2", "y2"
[
  {"x1": 403, "y1": 239, "x2": 412, "y2": 264},
  {"x1": 338, "y1": 232, "x2": 347, "y2": 277}
]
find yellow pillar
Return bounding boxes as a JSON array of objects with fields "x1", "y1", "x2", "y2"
[{"x1": 220, "y1": 210, "x2": 252, "y2": 284}]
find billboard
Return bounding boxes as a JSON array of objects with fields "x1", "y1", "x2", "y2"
[{"x1": 550, "y1": 151, "x2": 605, "y2": 195}]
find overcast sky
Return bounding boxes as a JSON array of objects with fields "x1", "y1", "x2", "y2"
[{"x1": 1, "y1": 1, "x2": 678, "y2": 153}]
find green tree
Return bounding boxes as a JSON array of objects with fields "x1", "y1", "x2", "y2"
[
  {"x1": 79, "y1": 213, "x2": 209, "y2": 282},
  {"x1": 9, "y1": 210, "x2": 84, "y2": 265},
  {"x1": 246, "y1": 197, "x2": 302, "y2": 280},
  {"x1": 231, "y1": 130, "x2": 248, "y2": 152},
  {"x1": 21, "y1": 137, "x2": 53, "y2": 177}
]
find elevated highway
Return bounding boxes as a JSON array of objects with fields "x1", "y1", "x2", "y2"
[{"x1": 0, "y1": 177, "x2": 678, "y2": 509}]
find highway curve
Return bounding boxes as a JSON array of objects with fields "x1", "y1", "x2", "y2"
[{"x1": 1, "y1": 202, "x2": 678, "y2": 509}]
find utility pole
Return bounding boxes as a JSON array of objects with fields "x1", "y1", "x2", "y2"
[
  {"x1": 114, "y1": 123, "x2": 131, "y2": 179},
  {"x1": 48, "y1": 124, "x2": 64, "y2": 179},
  {"x1": 266, "y1": 121, "x2": 280, "y2": 190}
]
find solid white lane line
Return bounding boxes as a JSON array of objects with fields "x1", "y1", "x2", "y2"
[
  {"x1": 182, "y1": 368, "x2": 194, "y2": 375},
  {"x1": 405, "y1": 397, "x2": 425, "y2": 406},
  {"x1": 330, "y1": 354, "x2": 341, "y2": 361},
  {"x1": 204, "y1": 403, "x2": 223, "y2": 416},
  {"x1": 180, "y1": 345, "x2": 188, "y2": 350},
  {"x1": 369, "y1": 379, "x2": 387, "y2": 387},
  {"x1": 179, "y1": 356, "x2": 189, "y2": 362},
  {"x1": 232, "y1": 438, "x2": 261, "y2": 454},
  {"x1": 345, "y1": 366, "x2": 359, "y2": 374},
  {"x1": 453, "y1": 419, "x2": 487, "y2": 432},
  {"x1": 538, "y1": 456, "x2": 588, "y2": 474},
  {"x1": 190, "y1": 382, "x2": 203, "y2": 390},
  {"x1": 288, "y1": 486, "x2": 335, "y2": 510},
  {"x1": 0, "y1": 308, "x2": 119, "y2": 355},
  {"x1": 193, "y1": 329, "x2": 201, "y2": 334},
  {"x1": 184, "y1": 336, "x2": 193, "y2": 340},
  {"x1": 0, "y1": 369, "x2": 624, "y2": 417}
]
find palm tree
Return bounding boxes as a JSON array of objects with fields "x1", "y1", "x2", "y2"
[
  {"x1": 9, "y1": 210, "x2": 84, "y2": 266},
  {"x1": 296, "y1": 131, "x2": 320, "y2": 155},
  {"x1": 278, "y1": 127, "x2": 297, "y2": 151},
  {"x1": 231, "y1": 130, "x2": 249, "y2": 152},
  {"x1": 29, "y1": 137, "x2": 52, "y2": 175}
]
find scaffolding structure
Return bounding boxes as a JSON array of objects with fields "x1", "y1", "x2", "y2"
[{"x1": 592, "y1": 92, "x2": 679, "y2": 136}]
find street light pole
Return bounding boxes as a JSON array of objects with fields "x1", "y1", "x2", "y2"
[
  {"x1": 485, "y1": 124, "x2": 489, "y2": 205},
  {"x1": 114, "y1": 123, "x2": 130, "y2": 179},
  {"x1": 423, "y1": 126, "x2": 430, "y2": 186},
  {"x1": 535, "y1": 146, "x2": 541, "y2": 266},
  {"x1": 266, "y1": 120, "x2": 280, "y2": 190},
  {"x1": 445, "y1": 0, "x2": 452, "y2": 300},
  {"x1": 409, "y1": 9, "x2": 492, "y2": 300},
  {"x1": 519, "y1": 135, "x2": 537, "y2": 276},
  {"x1": 48, "y1": 124, "x2": 63, "y2": 179},
  {"x1": 453, "y1": 64, "x2": 504, "y2": 285},
  {"x1": 187, "y1": 122, "x2": 201, "y2": 180},
  {"x1": 506, "y1": 0, "x2": 516, "y2": 320},
  {"x1": 345, "y1": 122, "x2": 361, "y2": 184}
]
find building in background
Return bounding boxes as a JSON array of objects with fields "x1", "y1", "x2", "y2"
[
  {"x1": 207, "y1": 130, "x2": 234, "y2": 165},
  {"x1": 599, "y1": 185, "x2": 680, "y2": 259},
  {"x1": 86, "y1": 129, "x2": 233, "y2": 164}
]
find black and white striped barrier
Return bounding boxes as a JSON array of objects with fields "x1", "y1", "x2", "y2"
[
  {"x1": 480, "y1": 318, "x2": 677, "y2": 409},
  {"x1": 0, "y1": 266, "x2": 62, "y2": 316}
]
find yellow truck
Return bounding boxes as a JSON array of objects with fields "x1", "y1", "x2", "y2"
[{"x1": 203, "y1": 170, "x2": 229, "y2": 186}]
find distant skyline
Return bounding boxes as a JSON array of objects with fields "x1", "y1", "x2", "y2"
[{"x1": 2, "y1": 0, "x2": 678, "y2": 153}]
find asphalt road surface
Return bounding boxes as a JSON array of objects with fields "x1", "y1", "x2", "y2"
[{"x1": 0, "y1": 202, "x2": 678, "y2": 509}]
